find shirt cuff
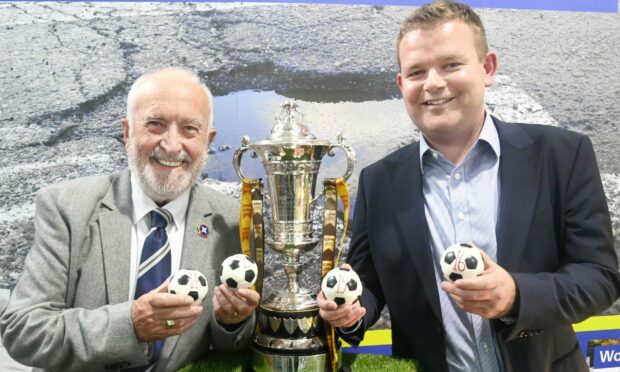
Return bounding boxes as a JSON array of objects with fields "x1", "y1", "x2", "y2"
[
  {"x1": 338, "y1": 319, "x2": 363, "y2": 334},
  {"x1": 218, "y1": 317, "x2": 248, "y2": 332},
  {"x1": 499, "y1": 316, "x2": 517, "y2": 325},
  {"x1": 140, "y1": 342, "x2": 153, "y2": 358}
]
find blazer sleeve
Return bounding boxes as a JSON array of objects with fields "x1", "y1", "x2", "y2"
[
  {"x1": 507, "y1": 135, "x2": 620, "y2": 340},
  {"x1": 0, "y1": 187, "x2": 148, "y2": 371},
  {"x1": 339, "y1": 167, "x2": 387, "y2": 346},
  {"x1": 203, "y1": 192, "x2": 256, "y2": 353},
  {"x1": 208, "y1": 311, "x2": 255, "y2": 352}
]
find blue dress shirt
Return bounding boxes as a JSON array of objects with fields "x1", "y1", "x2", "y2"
[{"x1": 419, "y1": 113, "x2": 503, "y2": 372}]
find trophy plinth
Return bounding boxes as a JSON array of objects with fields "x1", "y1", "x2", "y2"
[{"x1": 233, "y1": 101, "x2": 355, "y2": 371}]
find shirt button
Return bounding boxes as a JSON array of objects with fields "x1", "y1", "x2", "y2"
[
  {"x1": 454, "y1": 172, "x2": 461, "y2": 180},
  {"x1": 482, "y1": 342, "x2": 490, "y2": 352},
  {"x1": 432, "y1": 152, "x2": 438, "y2": 159},
  {"x1": 457, "y1": 212, "x2": 465, "y2": 220}
]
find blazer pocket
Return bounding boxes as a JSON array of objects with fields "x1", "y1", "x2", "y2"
[{"x1": 551, "y1": 342, "x2": 588, "y2": 372}]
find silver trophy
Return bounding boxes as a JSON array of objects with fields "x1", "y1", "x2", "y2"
[{"x1": 233, "y1": 101, "x2": 356, "y2": 371}]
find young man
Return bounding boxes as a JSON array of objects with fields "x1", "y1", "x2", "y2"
[
  {"x1": 318, "y1": 2, "x2": 620, "y2": 371},
  {"x1": 0, "y1": 68, "x2": 259, "y2": 371}
]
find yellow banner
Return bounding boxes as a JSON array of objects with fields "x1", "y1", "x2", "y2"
[{"x1": 340, "y1": 315, "x2": 620, "y2": 348}]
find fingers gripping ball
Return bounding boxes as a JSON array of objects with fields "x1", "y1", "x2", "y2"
[
  {"x1": 168, "y1": 269, "x2": 209, "y2": 304},
  {"x1": 440, "y1": 243, "x2": 484, "y2": 282},
  {"x1": 220, "y1": 254, "x2": 258, "y2": 289},
  {"x1": 321, "y1": 267, "x2": 363, "y2": 306}
]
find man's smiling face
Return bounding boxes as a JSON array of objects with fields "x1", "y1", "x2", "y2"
[
  {"x1": 123, "y1": 71, "x2": 215, "y2": 204},
  {"x1": 397, "y1": 20, "x2": 496, "y2": 147}
]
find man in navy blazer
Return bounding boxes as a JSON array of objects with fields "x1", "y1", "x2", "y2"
[{"x1": 318, "y1": 1, "x2": 620, "y2": 371}]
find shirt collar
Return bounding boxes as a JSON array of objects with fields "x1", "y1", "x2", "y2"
[
  {"x1": 130, "y1": 172, "x2": 190, "y2": 229},
  {"x1": 419, "y1": 112, "x2": 500, "y2": 173}
]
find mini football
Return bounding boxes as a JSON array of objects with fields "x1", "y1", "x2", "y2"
[
  {"x1": 321, "y1": 267, "x2": 363, "y2": 306},
  {"x1": 168, "y1": 269, "x2": 209, "y2": 304},
  {"x1": 440, "y1": 243, "x2": 484, "y2": 282},
  {"x1": 220, "y1": 254, "x2": 258, "y2": 289}
]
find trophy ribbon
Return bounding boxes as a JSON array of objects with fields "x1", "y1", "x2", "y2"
[
  {"x1": 240, "y1": 180, "x2": 252, "y2": 257},
  {"x1": 239, "y1": 179, "x2": 265, "y2": 295},
  {"x1": 334, "y1": 177, "x2": 350, "y2": 267},
  {"x1": 250, "y1": 179, "x2": 265, "y2": 295},
  {"x1": 321, "y1": 178, "x2": 338, "y2": 277},
  {"x1": 321, "y1": 177, "x2": 351, "y2": 372}
]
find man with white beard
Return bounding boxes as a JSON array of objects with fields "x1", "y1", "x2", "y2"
[{"x1": 0, "y1": 67, "x2": 259, "y2": 372}]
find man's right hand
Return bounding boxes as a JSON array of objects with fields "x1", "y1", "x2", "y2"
[
  {"x1": 317, "y1": 264, "x2": 366, "y2": 328},
  {"x1": 131, "y1": 280, "x2": 203, "y2": 342}
]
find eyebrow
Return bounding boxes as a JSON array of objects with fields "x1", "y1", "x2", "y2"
[
  {"x1": 182, "y1": 119, "x2": 204, "y2": 127},
  {"x1": 403, "y1": 54, "x2": 465, "y2": 71},
  {"x1": 144, "y1": 114, "x2": 166, "y2": 122},
  {"x1": 440, "y1": 54, "x2": 465, "y2": 62},
  {"x1": 143, "y1": 114, "x2": 204, "y2": 127}
]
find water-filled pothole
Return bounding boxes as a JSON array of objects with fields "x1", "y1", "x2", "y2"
[{"x1": 206, "y1": 89, "x2": 417, "y2": 201}]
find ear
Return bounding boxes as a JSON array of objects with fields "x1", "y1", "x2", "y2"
[
  {"x1": 206, "y1": 127, "x2": 217, "y2": 147},
  {"x1": 121, "y1": 119, "x2": 130, "y2": 148},
  {"x1": 396, "y1": 73, "x2": 404, "y2": 93},
  {"x1": 482, "y1": 52, "x2": 498, "y2": 88}
]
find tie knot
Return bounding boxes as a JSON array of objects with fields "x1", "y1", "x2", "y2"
[{"x1": 150, "y1": 208, "x2": 172, "y2": 229}]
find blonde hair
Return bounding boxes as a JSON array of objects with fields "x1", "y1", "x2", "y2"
[{"x1": 397, "y1": 0, "x2": 488, "y2": 66}]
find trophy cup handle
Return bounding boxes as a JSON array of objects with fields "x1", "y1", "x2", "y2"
[
  {"x1": 233, "y1": 135, "x2": 253, "y2": 182},
  {"x1": 309, "y1": 133, "x2": 357, "y2": 206},
  {"x1": 328, "y1": 132, "x2": 357, "y2": 182}
]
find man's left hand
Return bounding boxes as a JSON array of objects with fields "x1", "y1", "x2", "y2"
[
  {"x1": 440, "y1": 249, "x2": 517, "y2": 319},
  {"x1": 212, "y1": 284, "x2": 260, "y2": 325}
]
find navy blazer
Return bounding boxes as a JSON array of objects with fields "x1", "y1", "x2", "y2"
[{"x1": 343, "y1": 118, "x2": 620, "y2": 372}]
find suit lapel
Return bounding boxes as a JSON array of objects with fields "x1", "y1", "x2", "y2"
[
  {"x1": 387, "y1": 143, "x2": 442, "y2": 322},
  {"x1": 495, "y1": 120, "x2": 540, "y2": 269},
  {"x1": 99, "y1": 170, "x2": 133, "y2": 305},
  {"x1": 178, "y1": 186, "x2": 213, "y2": 271}
]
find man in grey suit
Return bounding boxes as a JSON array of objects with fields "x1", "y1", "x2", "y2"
[{"x1": 0, "y1": 67, "x2": 259, "y2": 371}]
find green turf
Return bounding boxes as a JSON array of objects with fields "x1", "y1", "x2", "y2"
[
  {"x1": 344, "y1": 353, "x2": 420, "y2": 371},
  {"x1": 179, "y1": 351, "x2": 420, "y2": 371}
]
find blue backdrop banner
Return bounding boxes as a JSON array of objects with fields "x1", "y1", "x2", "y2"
[
  {"x1": 24, "y1": 0, "x2": 618, "y2": 13},
  {"x1": 194, "y1": 0, "x2": 618, "y2": 13}
]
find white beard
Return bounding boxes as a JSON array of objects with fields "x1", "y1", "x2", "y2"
[{"x1": 126, "y1": 141, "x2": 207, "y2": 204}]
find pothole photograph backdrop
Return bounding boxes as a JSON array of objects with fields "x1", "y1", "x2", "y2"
[{"x1": 1, "y1": 2, "x2": 618, "y2": 327}]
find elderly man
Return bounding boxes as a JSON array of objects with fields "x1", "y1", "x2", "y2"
[
  {"x1": 318, "y1": 1, "x2": 620, "y2": 371},
  {"x1": 0, "y1": 67, "x2": 259, "y2": 371}
]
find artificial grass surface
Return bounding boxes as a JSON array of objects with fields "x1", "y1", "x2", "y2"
[{"x1": 180, "y1": 351, "x2": 420, "y2": 371}]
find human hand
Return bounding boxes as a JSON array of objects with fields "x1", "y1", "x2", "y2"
[
  {"x1": 213, "y1": 284, "x2": 260, "y2": 325},
  {"x1": 131, "y1": 279, "x2": 204, "y2": 342},
  {"x1": 440, "y1": 249, "x2": 517, "y2": 319},
  {"x1": 318, "y1": 264, "x2": 366, "y2": 328}
]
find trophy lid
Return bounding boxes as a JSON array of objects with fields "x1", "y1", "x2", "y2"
[{"x1": 254, "y1": 100, "x2": 330, "y2": 146}]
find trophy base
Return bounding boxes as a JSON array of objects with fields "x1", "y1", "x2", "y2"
[
  {"x1": 251, "y1": 305, "x2": 329, "y2": 372},
  {"x1": 251, "y1": 346, "x2": 329, "y2": 372}
]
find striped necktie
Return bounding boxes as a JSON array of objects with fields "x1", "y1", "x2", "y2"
[{"x1": 132, "y1": 208, "x2": 173, "y2": 371}]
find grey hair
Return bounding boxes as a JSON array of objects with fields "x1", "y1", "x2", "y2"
[{"x1": 125, "y1": 67, "x2": 214, "y2": 129}]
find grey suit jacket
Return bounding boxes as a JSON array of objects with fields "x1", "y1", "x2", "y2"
[{"x1": 0, "y1": 169, "x2": 254, "y2": 372}]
